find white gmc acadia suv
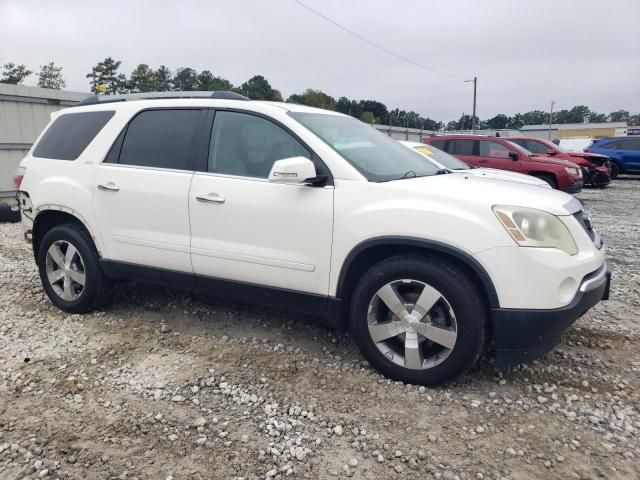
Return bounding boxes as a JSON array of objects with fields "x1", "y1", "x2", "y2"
[{"x1": 15, "y1": 91, "x2": 611, "y2": 386}]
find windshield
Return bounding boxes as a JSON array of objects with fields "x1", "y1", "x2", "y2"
[
  {"x1": 506, "y1": 140, "x2": 533, "y2": 156},
  {"x1": 411, "y1": 144, "x2": 470, "y2": 170},
  {"x1": 290, "y1": 112, "x2": 439, "y2": 181}
]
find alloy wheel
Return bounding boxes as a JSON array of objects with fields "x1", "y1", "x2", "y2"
[
  {"x1": 45, "y1": 240, "x2": 86, "y2": 301},
  {"x1": 367, "y1": 279, "x2": 458, "y2": 370}
]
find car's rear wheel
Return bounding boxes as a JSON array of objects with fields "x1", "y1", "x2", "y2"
[
  {"x1": 350, "y1": 256, "x2": 487, "y2": 386},
  {"x1": 38, "y1": 223, "x2": 114, "y2": 313}
]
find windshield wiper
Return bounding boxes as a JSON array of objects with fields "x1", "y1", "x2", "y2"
[
  {"x1": 401, "y1": 170, "x2": 417, "y2": 179},
  {"x1": 434, "y1": 168, "x2": 451, "y2": 175}
]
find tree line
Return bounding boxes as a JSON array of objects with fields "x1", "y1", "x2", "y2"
[{"x1": 2, "y1": 59, "x2": 639, "y2": 128}]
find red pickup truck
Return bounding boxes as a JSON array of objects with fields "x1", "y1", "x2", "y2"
[
  {"x1": 422, "y1": 135, "x2": 583, "y2": 193},
  {"x1": 508, "y1": 137, "x2": 610, "y2": 187}
]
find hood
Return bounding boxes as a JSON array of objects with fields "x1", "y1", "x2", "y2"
[
  {"x1": 458, "y1": 168, "x2": 550, "y2": 188},
  {"x1": 382, "y1": 173, "x2": 581, "y2": 216},
  {"x1": 568, "y1": 151, "x2": 609, "y2": 160},
  {"x1": 529, "y1": 154, "x2": 580, "y2": 168}
]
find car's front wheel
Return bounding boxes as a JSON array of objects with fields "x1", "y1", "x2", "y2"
[
  {"x1": 38, "y1": 223, "x2": 114, "y2": 313},
  {"x1": 609, "y1": 161, "x2": 620, "y2": 179},
  {"x1": 350, "y1": 255, "x2": 487, "y2": 386}
]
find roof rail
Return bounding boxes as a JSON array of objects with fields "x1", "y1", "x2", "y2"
[{"x1": 76, "y1": 90, "x2": 249, "y2": 106}]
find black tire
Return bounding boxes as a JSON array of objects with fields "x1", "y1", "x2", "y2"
[
  {"x1": 37, "y1": 223, "x2": 114, "y2": 313},
  {"x1": 609, "y1": 161, "x2": 620, "y2": 179},
  {"x1": 349, "y1": 255, "x2": 487, "y2": 386},
  {"x1": 533, "y1": 173, "x2": 558, "y2": 189}
]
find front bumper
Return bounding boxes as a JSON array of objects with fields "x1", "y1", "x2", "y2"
[
  {"x1": 491, "y1": 262, "x2": 611, "y2": 366},
  {"x1": 560, "y1": 177, "x2": 583, "y2": 193},
  {"x1": 581, "y1": 167, "x2": 610, "y2": 187}
]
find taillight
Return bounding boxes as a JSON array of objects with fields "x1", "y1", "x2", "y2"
[{"x1": 14, "y1": 167, "x2": 25, "y2": 190}]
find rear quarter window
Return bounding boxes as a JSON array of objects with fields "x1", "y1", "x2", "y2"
[{"x1": 33, "y1": 111, "x2": 115, "y2": 160}]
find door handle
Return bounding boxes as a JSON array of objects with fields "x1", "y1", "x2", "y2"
[
  {"x1": 98, "y1": 182, "x2": 120, "y2": 192},
  {"x1": 196, "y1": 193, "x2": 225, "y2": 204}
]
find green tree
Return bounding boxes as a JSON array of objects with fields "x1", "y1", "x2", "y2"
[
  {"x1": 335, "y1": 97, "x2": 362, "y2": 117},
  {"x1": 554, "y1": 105, "x2": 590, "y2": 124},
  {"x1": 238, "y1": 75, "x2": 282, "y2": 100},
  {"x1": 154, "y1": 65, "x2": 173, "y2": 91},
  {"x1": 37, "y1": 62, "x2": 65, "y2": 89},
  {"x1": 609, "y1": 110, "x2": 630, "y2": 122},
  {"x1": 173, "y1": 67, "x2": 198, "y2": 91},
  {"x1": 1, "y1": 62, "x2": 32, "y2": 85},
  {"x1": 520, "y1": 110, "x2": 549, "y2": 125},
  {"x1": 588, "y1": 112, "x2": 607, "y2": 123},
  {"x1": 128, "y1": 64, "x2": 157, "y2": 92},
  {"x1": 286, "y1": 89, "x2": 336, "y2": 110},
  {"x1": 359, "y1": 111, "x2": 376, "y2": 124},
  {"x1": 358, "y1": 100, "x2": 388, "y2": 124},
  {"x1": 197, "y1": 70, "x2": 233, "y2": 91},
  {"x1": 485, "y1": 114, "x2": 510, "y2": 129},
  {"x1": 87, "y1": 57, "x2": 126, "y2": 94}
]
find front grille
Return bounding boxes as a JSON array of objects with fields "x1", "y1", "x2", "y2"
[{"x1": 574, "y1": 210, "x2": 596, "y2": 241}]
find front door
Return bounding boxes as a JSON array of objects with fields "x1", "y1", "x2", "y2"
[
  {"x1": 189, "y1": 110, "x2": 334, "y2": 295},
  {"x1": 93, "y1": 108, "x2": 202, "y2": 272},
  {"x1": 478, "y1": 140, "x2": 522, "y2": 172}
]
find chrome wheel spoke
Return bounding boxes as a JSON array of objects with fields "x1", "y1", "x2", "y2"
[
  {"x1": 64, "y1": 244, "x2": 78, "y2": 268},
  {"x1": 376, "y1": 284, "x2": 410, "y2": 320},
  {"x1": 411, "y1": 284, "x2": 441, "y2": 321},
  {"x1": 404, "y1": 332, "x2": 423, "y2": 369},
  {"x1": 62, "y1": 276, "x2": 74, "y2": 301},
  {"x1": 68, "y1": 269, "x2": 86, "y2": 286},
  {"x1": 49, "y1": 244, "x2": 65, "y2": 268},
  {"x1": 368, "y1": 321, "x2": 405, "y2": 343},
  {"x1": 415, "y1": 323, "x2": 457, "y2": 349},
  {"x1": 47, "y1": 269, "x2": 65, "y2": 285}
]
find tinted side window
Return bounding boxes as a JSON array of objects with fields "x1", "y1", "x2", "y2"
[
  {"x1": 602, "y1": 141, "x2": 619, "y2": 149},
  {"x1": 620, "y1": 140, "x2": 640, "y2": 151},
  {"x1": 479, "y1": 141, "x2": 511, "y2": 158},
  {"x1": 430, "y1": 139, "x2": 446, "y2": 150},
  {"x1": 449, "y1": 139, "x2": 474, "y2": 155},
  {"x1": 33, "y1": 111, "x2": 114, "y2": 160},
  {"x1": 118, "y1": 109, "x2": 200, "y2": 170},
  {"x1": 209, "y1": 111, "x2": 310, "y2": 178},
  {"x1": 523, "y1": 140, "x2": 549, "y2": 154}
]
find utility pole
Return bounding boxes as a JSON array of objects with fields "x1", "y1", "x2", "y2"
[
  {"x1": 465, "y1": 76, "x2": 477, "y2": 133},
  {"x1": 548, "y1": 100, "x2": 556, "y2": 140}
]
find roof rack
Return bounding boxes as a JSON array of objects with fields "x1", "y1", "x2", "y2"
[{"x1": 76, "y1": 90, "x2": 249, "y2": 106}]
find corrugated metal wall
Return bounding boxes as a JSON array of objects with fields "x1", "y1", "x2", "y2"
[{"x1": 0, "y1": 84, "x2": 90, "y2": 195}]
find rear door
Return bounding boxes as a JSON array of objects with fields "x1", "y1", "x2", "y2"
[
  {"x1": 446, "y1": 139, "x2": 477, "y2": 166},
  {"x1": 478, "y1": 140, "x2": 521, "y2": 172},
  {"x1": 93, "y1": 108, "x2": 203, "y2": 272},
  {"x1": 616, "y1": 139, "x2": 640, "y2": 171}
]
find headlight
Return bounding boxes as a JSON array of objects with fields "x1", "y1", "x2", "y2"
[
  {"x1": 565, "y1": 167, "x2": 580, "y2": 177},
  {"x1": 493, "y1": 206, "x2": 578, "y2": 255}
]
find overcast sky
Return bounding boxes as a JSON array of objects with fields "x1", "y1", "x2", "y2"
[{"x1": 1, "y1": 0, "x2": 639, "y2": 121}]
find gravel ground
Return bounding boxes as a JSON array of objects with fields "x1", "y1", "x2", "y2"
[{"x1": 1, "y1": 178, "x2": 639, "y2": 480}]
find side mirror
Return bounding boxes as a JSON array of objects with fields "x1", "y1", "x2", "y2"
[
  {"x1": 508, "y1": 151, "x2": 519, "y2": 161},
  {"x1": 268, "y1": 157, "x2": 317, "y2": 185},
  {"x1": 546, "y1": 148, "x2": 556, "y2": 155}
]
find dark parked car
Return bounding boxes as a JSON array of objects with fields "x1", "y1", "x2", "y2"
[
  {"x1": 422, "y1": 135, "x2": 583, "y2": 192},
  {"x1": 509, "y1": 137, "x2": 610, "y2": 187},
  {"x1": 586, "y1": 137, "x2": 640, "y2": 178}
]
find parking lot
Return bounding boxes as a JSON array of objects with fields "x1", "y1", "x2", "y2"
[{"x1": 0, "y1": 178, "x2": 638, "y2": 480}]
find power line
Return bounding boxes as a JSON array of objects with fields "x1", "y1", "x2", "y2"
[{"x1": 291, "y1": 0, "x2": 465, "y2": 80}]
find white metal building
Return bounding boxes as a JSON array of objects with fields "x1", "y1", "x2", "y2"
[{"x1": 0, "y1": 84, "x2": 90, "y2": 200}]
